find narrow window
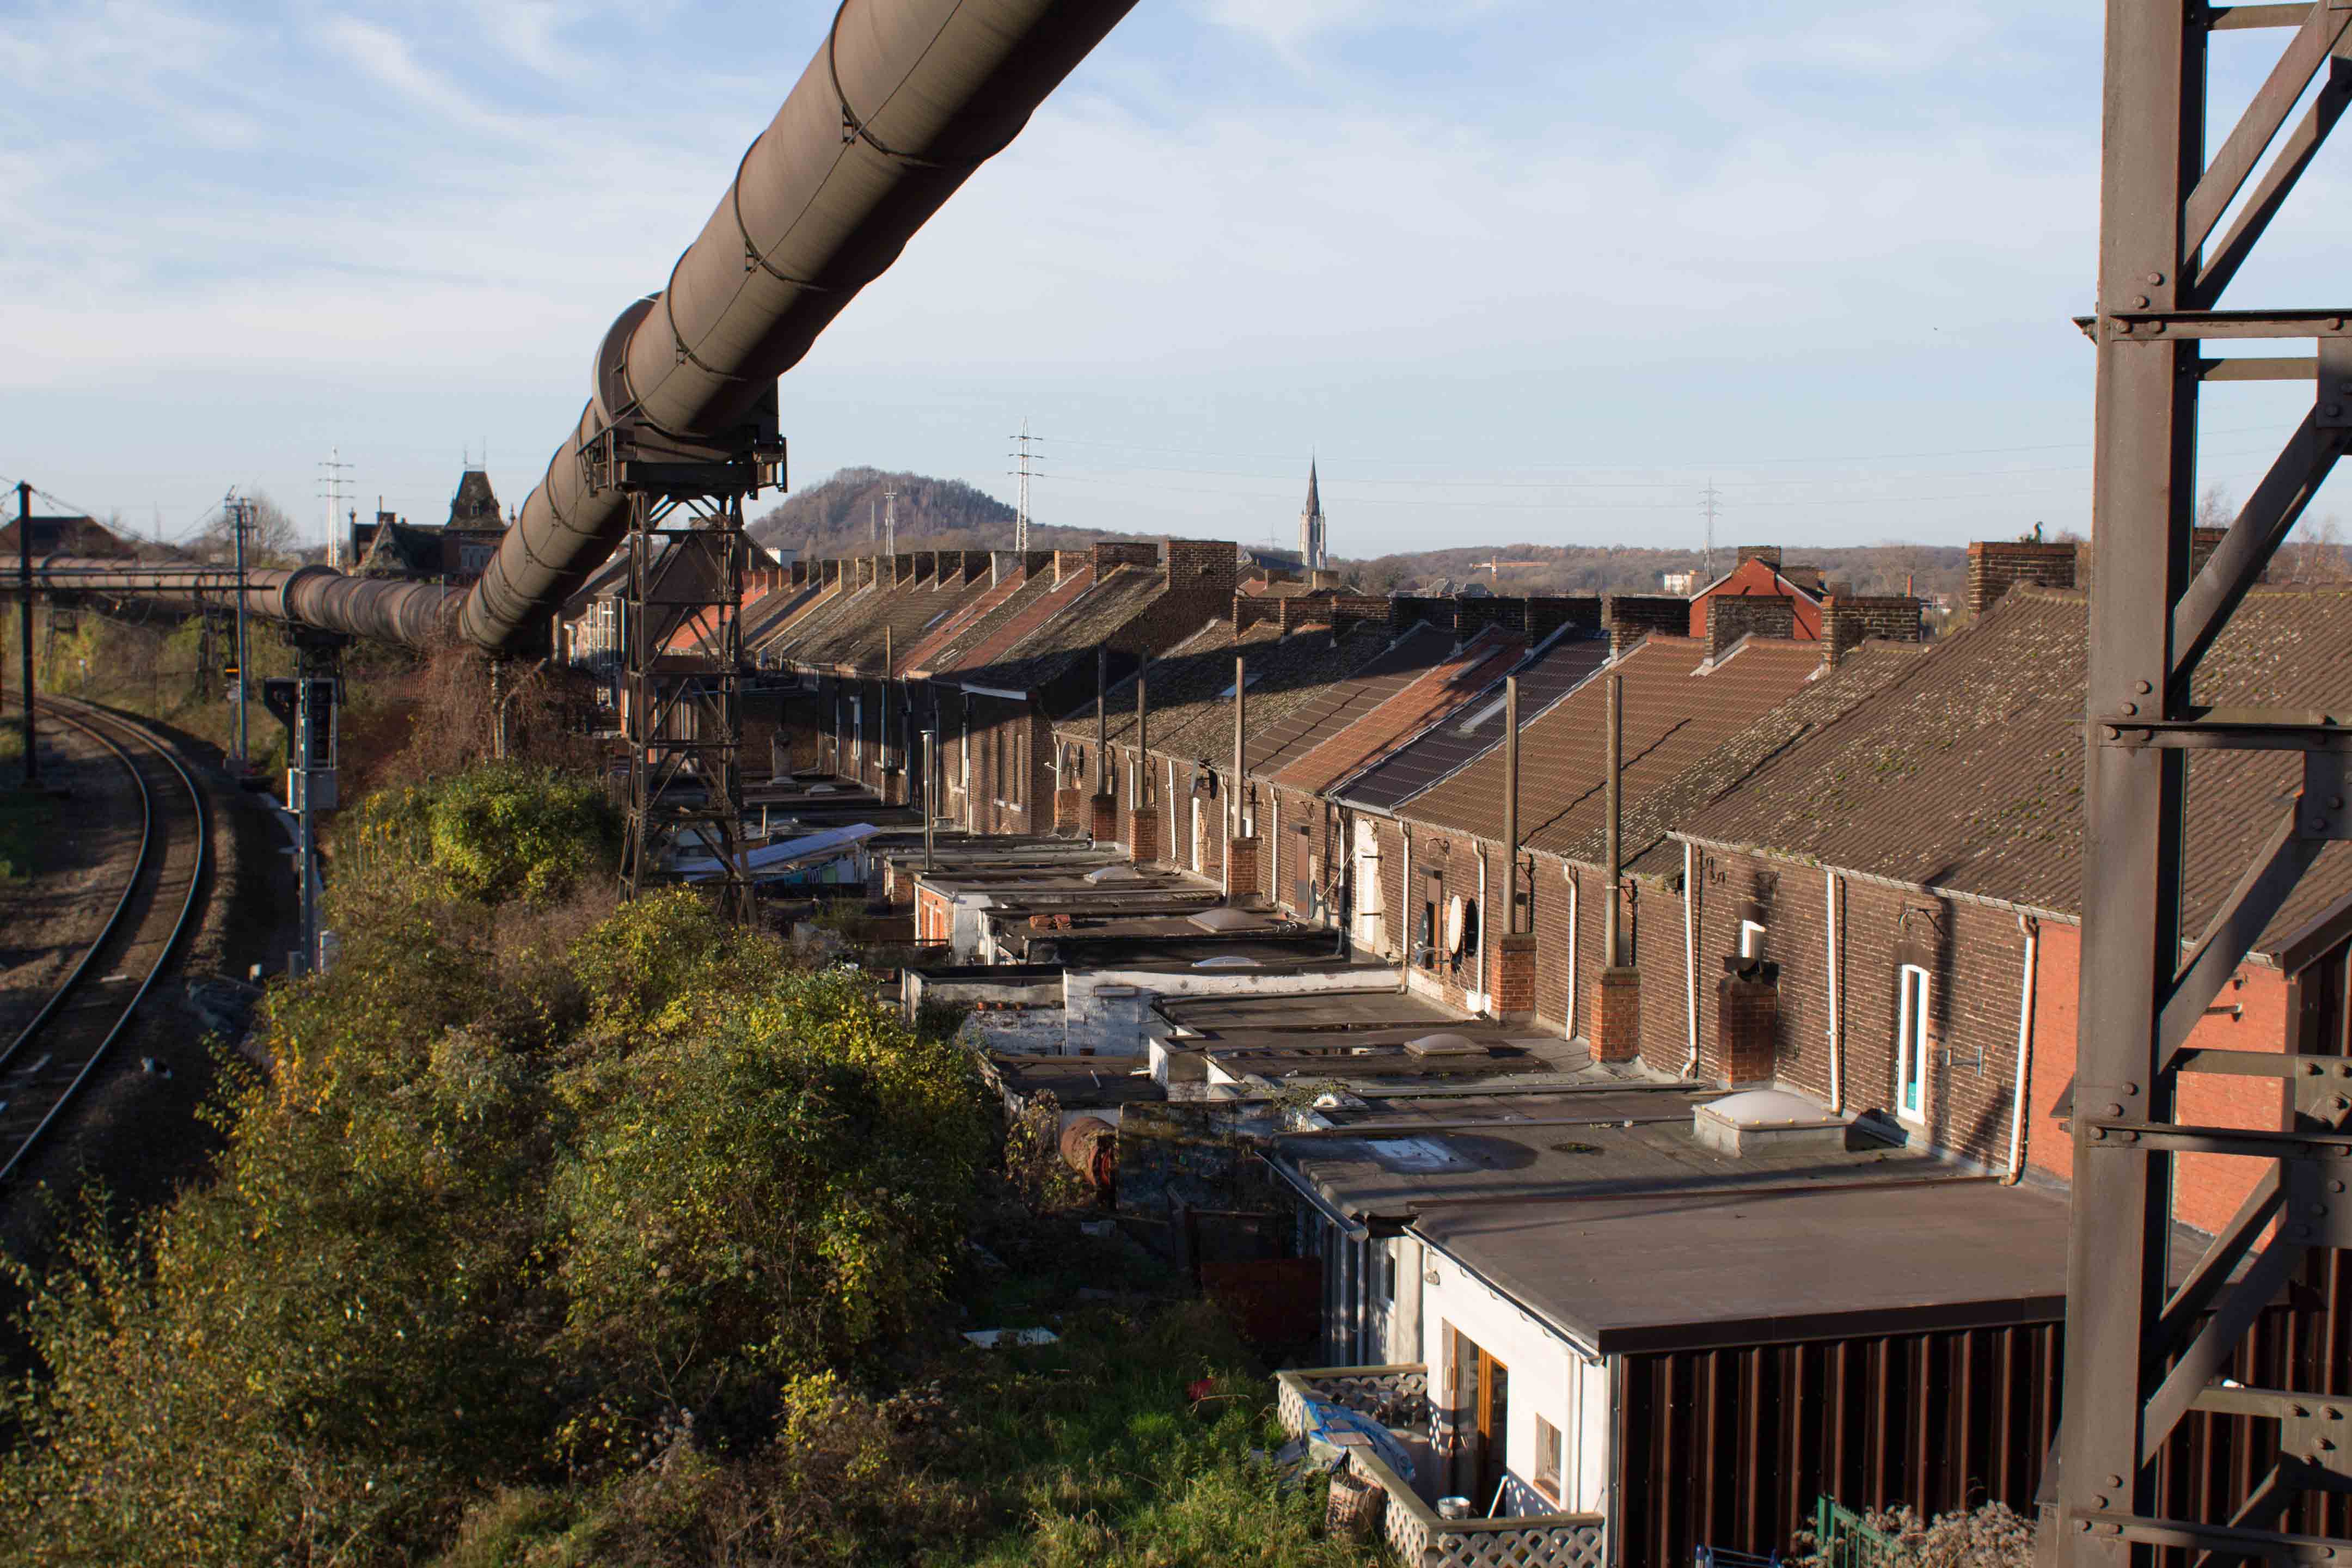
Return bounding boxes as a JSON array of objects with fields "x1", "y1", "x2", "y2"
[
  {"x1": 1896, "y1": 964, "x2": 1932, "y2": 1123},
  {"x1": 1380, "y1": 1242, "x2": 1398, "y2": 1308},
  {"x1": 1534, "y1": 1414, "x2": 1563, "y2": 1501},
  {"x1": 1739, "y1": 918, "x2": 1766, "y2": 959}
]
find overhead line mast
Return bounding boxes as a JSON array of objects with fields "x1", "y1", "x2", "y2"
[{"x1": 2055, "y1": 1, "x2": 2352, "y2": 1561}]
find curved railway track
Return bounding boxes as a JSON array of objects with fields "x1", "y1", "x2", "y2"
[{"x1": 0, "y1": 698, "x2": 208, "y2": 1185}]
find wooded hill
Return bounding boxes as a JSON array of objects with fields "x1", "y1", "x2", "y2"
[{"x1": 750, "y1": 469, "x2": 1982, "y2": 603}]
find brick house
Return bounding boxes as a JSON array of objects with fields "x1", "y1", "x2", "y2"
[
  {"x1": 752, "y1": 541, "x2": 1240, "y2": 832},
  {"x1": 1683, "y1": 544, "x2": 1830, "y2": 641},
  {"x1": 1672, "y1": 581, "x2": 2352, "y2": 1228}
]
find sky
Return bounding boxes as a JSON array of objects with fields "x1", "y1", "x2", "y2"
[{"x1": 1, "y1": 0, "x2": 2345, "y2": 559}]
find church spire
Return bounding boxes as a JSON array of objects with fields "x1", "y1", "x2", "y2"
[{"x1": 1299, "y1": 458, "x2": 1325, "y2": 572}]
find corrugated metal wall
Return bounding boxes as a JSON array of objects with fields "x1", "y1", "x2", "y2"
[{"x1": 1612, "y1": 1250, "x2": 2351, "y2": 1564}]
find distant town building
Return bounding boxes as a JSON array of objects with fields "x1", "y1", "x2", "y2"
[
  {"x1": 1660, "y1": 569, "x2": 1699, "y2": 595},
  {"x1": 352, "y1": 467, "x2": 510, "y2": 584}
]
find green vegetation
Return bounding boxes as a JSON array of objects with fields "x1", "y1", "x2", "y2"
[
  {"x1": 0, "y1": 761, "x2": 1361, "y2": 1567},
  {"x1": 0, "y1": 787, "x2": 50, "y2": 881}
]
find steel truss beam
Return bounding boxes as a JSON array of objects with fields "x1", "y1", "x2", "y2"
[{"x1": 2060, "y1": 4, "x2": 2352, "y2": 1563}]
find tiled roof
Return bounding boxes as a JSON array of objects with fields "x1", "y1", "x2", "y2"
[
  {"x1": 1397, "y1": 635, "x2": 1826, "y2": 856},
  {"x1": 914, "y1": 571, "x2": 1061, "y2": 678},
  {"x1": 1054, "y1": 617, "x2": 1393, "y2": 768},
  {"x1": 1276, "y1": 628, "x2": 1526, "y2": 796},
  {"x1": 952, "y1": 565, "x2": 1172, "y2": 695},
  {"x1": 1334, "y1": 630, "x2": 1613, "y2": 813},
  {"x1": 1584, "y1": 640, "x2": 1924, "y2": 878},
  {"x1": 899, "y1": 569, "x2": 1031, "y2": 673},
  {"x1": 1674, "y1": 586, "x2": 2352, "y2": 953},
  {"x1": 1242, "y1": 623, "x2": 1457, "y2": 780}
]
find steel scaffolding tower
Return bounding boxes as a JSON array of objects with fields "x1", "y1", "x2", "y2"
[{"x1": 2059, "y1": 3, "x2": 2352, "y2": 1562}]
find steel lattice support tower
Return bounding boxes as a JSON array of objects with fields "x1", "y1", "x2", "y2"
[
  {"x1": 2060, "y1": 3, "x2": 2352, "y2": 1562},
  {"x1": 592, "y1": 393, "x2": 782, "y2": 927}
]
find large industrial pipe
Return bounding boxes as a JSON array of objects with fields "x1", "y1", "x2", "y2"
[
  {"x1": 32, "y1": 558, "x2": 460, "y2": 650},
  {"x1": 457, "y1": 0, "x2": 1141, "y2": 654}
]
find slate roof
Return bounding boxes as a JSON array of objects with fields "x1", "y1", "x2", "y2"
[
  {"x1": 1334, "y1": 629, "x2": 1614, "y2": 814},
  {"x1": 1674, "y1": 585, "x2": 2352, "y2": 954},
  {"x1": 1398, "y1": 635, "x2": 1829, "y2": 861}
]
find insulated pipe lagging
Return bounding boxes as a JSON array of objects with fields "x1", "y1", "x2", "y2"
[
  {"x1": 458, "y1": 0, "x2": 1142, "y2": 653},
  {"x1": 32, "y1": 558, "x2": 460, "y2": 651}
]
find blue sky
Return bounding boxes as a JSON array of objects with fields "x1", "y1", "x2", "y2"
[{"x1": 2, "y1": 1, "x2": 2344, "y2": 557}]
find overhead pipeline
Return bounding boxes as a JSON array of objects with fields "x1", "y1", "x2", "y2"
[
  {"x1": 32, "y1": 558, "x2": 461, "y2": 651},
  {"x1": 456, "y1": 0, "x2": 1140, "y2": 654}
]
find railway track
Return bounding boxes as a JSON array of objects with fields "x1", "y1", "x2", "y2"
[{"x1": 0, "y1": 698, "x2": 208, "y2": 1185}]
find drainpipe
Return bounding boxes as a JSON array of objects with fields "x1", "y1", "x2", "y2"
[
  {"x1": 1826, "y1": 868, "x2": 1845, "y2": 1113},
  {"x1": 1136, "y1": 658, "x2": 1150, "y2": 849},
  {"x1": 1398, "y1": 824, "x2": 1413, "y2": 993},
  {"x1": 1475, "y1": 844, "x2": 1491, "y2": 1016},
  {"x1": 1229, "y1": 653, "x2": 1245, "y2": 899},
  {"x1": 2004, "y1": 913, "x2": 2040, "y2": 1184},
  {"x1": 1564, "y1": 867, "x2": 1579, "y2": 1042},
  {"x1": 1602, "y1": 673, "x2": 1623, "y2": 968},
  {"x1": 1681, "y1": 840, "x2": 1701, "y2": 1077},
  {"x1": 1502, "y1": 675, "x2": 1521, "y2": 935},
  {"x1": 881, "y1": 624, "x2": 894, "y2": 803},
  {"x1": 923, "y1": 730, "x2": 936, "y2": 873},
  {"x1": 1271, "y1": 788, "x2": 1283, "y2": 910},
  {"x1": 1095, "y1": 644, "x2": 1108, "y2": 796}
]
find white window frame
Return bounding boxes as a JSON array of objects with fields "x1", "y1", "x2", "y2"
[
  {"x1": 1533, "y1": 1413, "x2": 1564, "y2": 1502},
  {"x1": 1739, "y1": 918, "x2": 1766, "y2": 959},
  {"x1": 1896, "y1": 963, "x2": 1932, "y2": 1124},
  {"x1": 852, "y1": 697, "x2": 863, "y2": 768}
]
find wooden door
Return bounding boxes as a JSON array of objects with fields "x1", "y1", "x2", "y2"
[{"x1": 1449, "y1": 1327, "x2": 1510, "y2": 1512}]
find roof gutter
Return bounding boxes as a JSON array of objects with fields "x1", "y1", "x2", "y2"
[{"x1": 958, "y1": 682, "x2": 1031, "y2": 702}]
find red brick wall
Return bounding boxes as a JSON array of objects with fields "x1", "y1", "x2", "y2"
[
  {"x1": 2028, "y1": 922, "x2": 2289, "y2": 1236},
  {"x1": 1690, "y1": 848, "x2": 2031, "y2": 1167}
]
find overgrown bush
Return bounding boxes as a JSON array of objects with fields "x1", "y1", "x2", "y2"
[
  {"x1": 2, "y1": 762, "x2": 1338, "y2": 1567},
  {"x1": 1790, "y1": 1501, "x2": 2035, "y2": 1568}
]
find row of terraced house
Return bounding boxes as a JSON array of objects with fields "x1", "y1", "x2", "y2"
[{"x1": 579, "y1": 532, "x2": 2352, "y2": 1564}]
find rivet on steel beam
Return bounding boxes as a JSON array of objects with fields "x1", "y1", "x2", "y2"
[
  {"x1": 2337, "y1": 1097, "x2": 2351, "y2": 1112},
  {"x1": 2117, "y1": 1130, "x2": 2138, "y2": 1143},
  {"x1": 2122, "y1": 702, "x2": 2139, "y2": 716},
  {"x1": 2330, "y1": 1180, "x2": 2346, "y2": 1193},
  {"x1": 2105, "y1": 726, "x2": 2122, "y2": 740},
  {"x1": 2308, "y1": 1062, "x2": 2326, "y2": 1076},
  {"x1": 2091, "y1": 1127, "x2": 2109, "y2": 1141},
  {"x1": 2329, "y1": 406, "x2": 2346, "y2": 419},
  {"x1": 2132, "y1": 295, "x2": 2150, "y2": 309},
  {"x1": 2104, "y1": 1475, "x2": 2123, "y2": 1489},
  {"x1": 2091, "y1": 1495, "x2": 2109, "y2": 1510},
  {"x1": 2146, "y1": 273, "x2": 2164, "y2": 285},
  {"x1": 2135, "y1": 681, "x2": 2152, "y2": 694},
  {"x1": 2334, "y1": 797, "x2": 2348, "y2": 810},
  {"x1": 2104, "y1": 1102, "x2": 2126, "y2": 1117},
  {"x1": 2123, "y1": 1083, "x2": 2139, "y2": 1095},
  {"x1": 2076, "y1": 1521, "x2": 2092, "y2": 1533}
]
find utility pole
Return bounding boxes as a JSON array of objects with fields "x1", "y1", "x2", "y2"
[
  {"x1": 1009, "y1": 419, "x2": 1035, "y2": 552},
  {"x1": 883, "y1": 485, "x2": 898, "y2": 559},
  {"x1": 1700, "y1": 480, "x2": 1720, "y2": 582},
  {"x1": 229, "y1": 492, "x2": 251, "y2": 770},
  {"x1": 16, "y1": 482, "x2": 34, "y2": 788}
]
